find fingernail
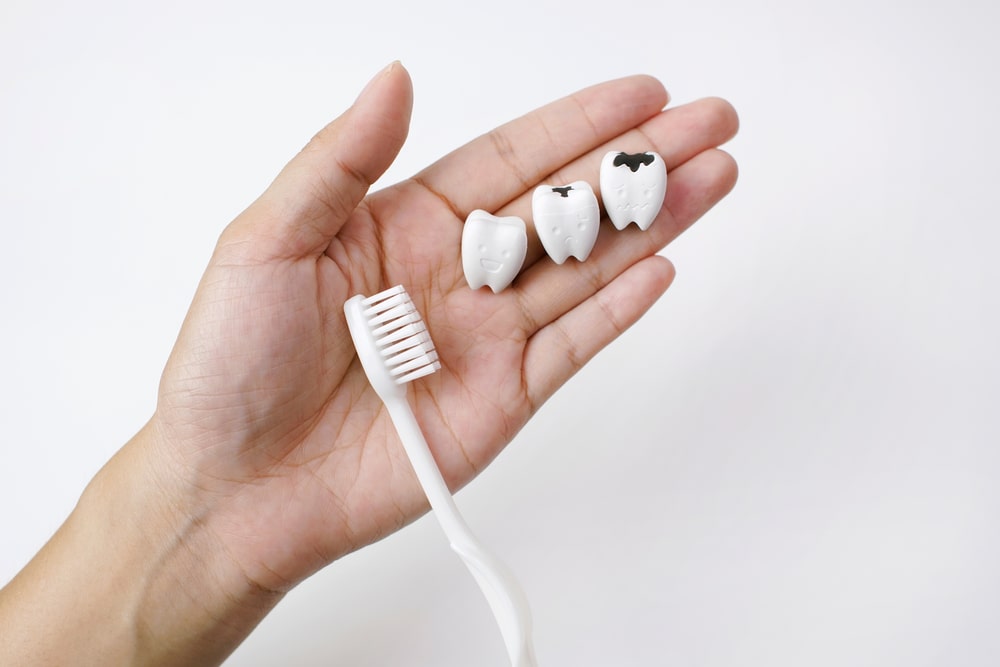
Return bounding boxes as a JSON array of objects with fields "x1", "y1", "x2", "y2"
[{"x1": 357, "y1": 60, "x2": 401, "y2": 101}]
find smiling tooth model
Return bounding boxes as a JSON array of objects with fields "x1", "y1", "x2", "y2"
[{"x1": 462, "y1": 210, "x2": 528, "y2": 293}]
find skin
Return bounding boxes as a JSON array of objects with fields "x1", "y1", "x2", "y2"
[{"x1": 0, "y1": 62, "x2": 738, "y2": 665}]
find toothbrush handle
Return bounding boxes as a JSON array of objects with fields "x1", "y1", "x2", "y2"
[{"x1": 385, "y1": 398, "x2": 538, "y2": 667}]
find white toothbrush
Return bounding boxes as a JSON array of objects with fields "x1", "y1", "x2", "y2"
[{"x1": 344, "y1": 285, "x2": 538, "y2": 667}]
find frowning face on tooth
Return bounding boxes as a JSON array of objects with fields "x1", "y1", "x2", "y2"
[
  {"x1": 531, "y1": 181, "x2": 600, "y2": 264},
  {"x1": 599, "y1": 151, "x2": 667, "y2": 231}
]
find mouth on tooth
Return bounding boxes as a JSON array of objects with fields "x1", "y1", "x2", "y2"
[{"x1": 479, "y1": 258, "x2": 502, "y2": 273}]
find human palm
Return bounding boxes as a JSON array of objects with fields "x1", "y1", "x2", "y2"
[{"x1": 151, "y1": 63, "x2": 738, "y2": 593}]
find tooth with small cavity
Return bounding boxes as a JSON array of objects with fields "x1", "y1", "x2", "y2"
[
  {"x1": 599, "y1": 151, "x2": 667, "y2": 231},
  {"x1": 462, "y1": 209, "x2": 527, "y2": 293},
  {"x1": 532, "y1": 181, "x2": 600, "y2": 264}
]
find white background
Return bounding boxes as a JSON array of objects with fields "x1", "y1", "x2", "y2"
[{"x1": 2, "y1": 0, "x2": 998, "y2": 665}]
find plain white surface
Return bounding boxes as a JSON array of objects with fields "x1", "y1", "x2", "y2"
[{"x1": 2, "y1": 0, "x2": 998, "y2": 665}]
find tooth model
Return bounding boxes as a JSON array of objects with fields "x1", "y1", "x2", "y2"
[
  {"x1": 462, "y1": 210, "x2": 528, "y2": 293},
  {"x1": 531, "y1": 181, "x2": 600, "y2": 264},
  {"x1": 599, "y1": 151, "x2": 667, "y2": 231}
]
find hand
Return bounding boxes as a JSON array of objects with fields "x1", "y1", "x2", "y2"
[
  {"x1": 0, "y1": 62, "x2": 738, "y2": 666},
  {"x1": 150, "y1": 62, "x2": 736, "y2": 593}
]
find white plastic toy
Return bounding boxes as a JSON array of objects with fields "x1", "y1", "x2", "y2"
[
  {"x1": 531, "y1": 180, "x2": 600, "y2": 263},
  {"x1": 344, "y1": 285, "x2": 537, "y2": 667},
  {"x1": 462, "y1": 210, "x2": 527, "y2": 293},
  {"x1": 599, "y1": 150, "x2": 667, "y2": 231}
]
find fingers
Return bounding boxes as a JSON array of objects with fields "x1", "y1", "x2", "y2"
[
  {"x1": 522, "y1": 255, "x2": 675, "y2": 407},
  {"x1": 498, "y1": 96, "x2": 740, "y2": 270},
  {"x1": 548, "y1": 96, "x2": 738, "y2": 195},
  {"x1": 520, "y1": 139, "x2": 736, "y2": 406},
  {"x1": 513, "y1": 148, "x2": 738, "y2": 334},
  {"x1": 412, "y1": 75, "x2": 669, "y2": 218},
  {"x1": 225, "y1": 62, "x2": 414, "y2": 260}
]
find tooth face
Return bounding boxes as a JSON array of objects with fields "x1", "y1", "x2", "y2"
[
  {"x1": 462, "y1": 209, "x2": 527, "y2": 293},
  {"x1": 531, "y1": 181, "x2": 600, "y2": 264},
  {"x1": 599, "y1": 151, "x2": 667, "y2": 231}
]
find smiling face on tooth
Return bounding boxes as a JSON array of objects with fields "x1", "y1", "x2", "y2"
[
  {"x1": 461, "y1": 210, "x2": 527, "y2": 293},
  {"x1": 531, "y1": 181, "x2": 600, "y2": 264}
]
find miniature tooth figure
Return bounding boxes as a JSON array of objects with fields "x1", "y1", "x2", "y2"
[
  {"x1": 462, "y1": 210, "x2": 527, "y2": 293},
  {"x1": 599, "y1": 151, "x2": 667, "y2": 231},
  {"x1": 531, "y1": 181, "x2": 600, "y2": 264}
]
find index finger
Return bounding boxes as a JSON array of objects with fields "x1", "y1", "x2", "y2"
[{"x1": 411, "y1": 75, "x2": 669, "y2": 218}]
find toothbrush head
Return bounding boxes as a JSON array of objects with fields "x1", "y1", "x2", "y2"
[{"x1": 344, "y1": 285, "x2": 441, "y2": 399}]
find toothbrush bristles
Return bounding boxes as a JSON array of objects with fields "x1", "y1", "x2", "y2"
[
  {"x1": 376, "y1": 321, "x2": 424, "y2": 348},
  {"x1": 384, "y1": 339, "x2": 434, "y2": 367},
  {"x1": 395, "y1": 362, "x2": 440, "y2": 385},
  {"x1": 389, "y1": 348, "x2": 439, "y2": 376},
  {"x1": 363, "y1": 285, "x2": 440, "y2": 385},
  {"x1": 365, "y1": 297, "x2": 415, "y2": 323},
  {"x1": 372, "y1": 310, "x2": 421, "y2": 338},
  {"x1": 362, "y1": 285, "x2": 405, "y2": 307},
  {"x1": 380, "y1": 330, "x2": 430, "y2": 357}
]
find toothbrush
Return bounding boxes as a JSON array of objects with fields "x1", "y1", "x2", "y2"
[{"x1": 344, "y1": 285, "x2": 538, "y2": 667}]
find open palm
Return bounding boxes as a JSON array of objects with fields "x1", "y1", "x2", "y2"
[{"x1": 151, "y1": 63, "x2": 738, "y2": 594}]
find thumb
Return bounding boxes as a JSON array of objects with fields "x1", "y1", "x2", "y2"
[{"x1": 229, "y1": 61, "x2": 414, "y2": 259}]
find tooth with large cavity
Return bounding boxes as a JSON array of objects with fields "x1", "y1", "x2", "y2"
[
  {"x1": 462, "y1": 209, "x2": 527, "y2": 293},
  {"x1": 599, "y1": 151, "x2": 667, "y2": 231},
  {"x1": 532, "y1": 181, "x2": 600, "y2": 264}
]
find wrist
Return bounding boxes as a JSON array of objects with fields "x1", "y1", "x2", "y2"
[
  {"x1": 91, "y1": 420, "x2": 285, "y2": 665},
  {"x1": 0, "y1": 421, "x2": 284, "y2": 666}
]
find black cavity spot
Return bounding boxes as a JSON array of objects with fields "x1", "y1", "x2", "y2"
[
  {"x1": 613, "y1": 152, "x2": 655, "y2": 172},
  {"x1": 552, "y1": 186, "x2": 574, "y2": 198}
]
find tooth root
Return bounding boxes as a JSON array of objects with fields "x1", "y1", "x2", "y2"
[
  {"x1": 461, "y1": 210, "x2": 527, "y2": 293},
  {"x1": 599, "y1": 151, "x2": 667, "y2": 231},
  {"x1": 531, "y1": 180, "x2": 600, "y2": 264}
]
